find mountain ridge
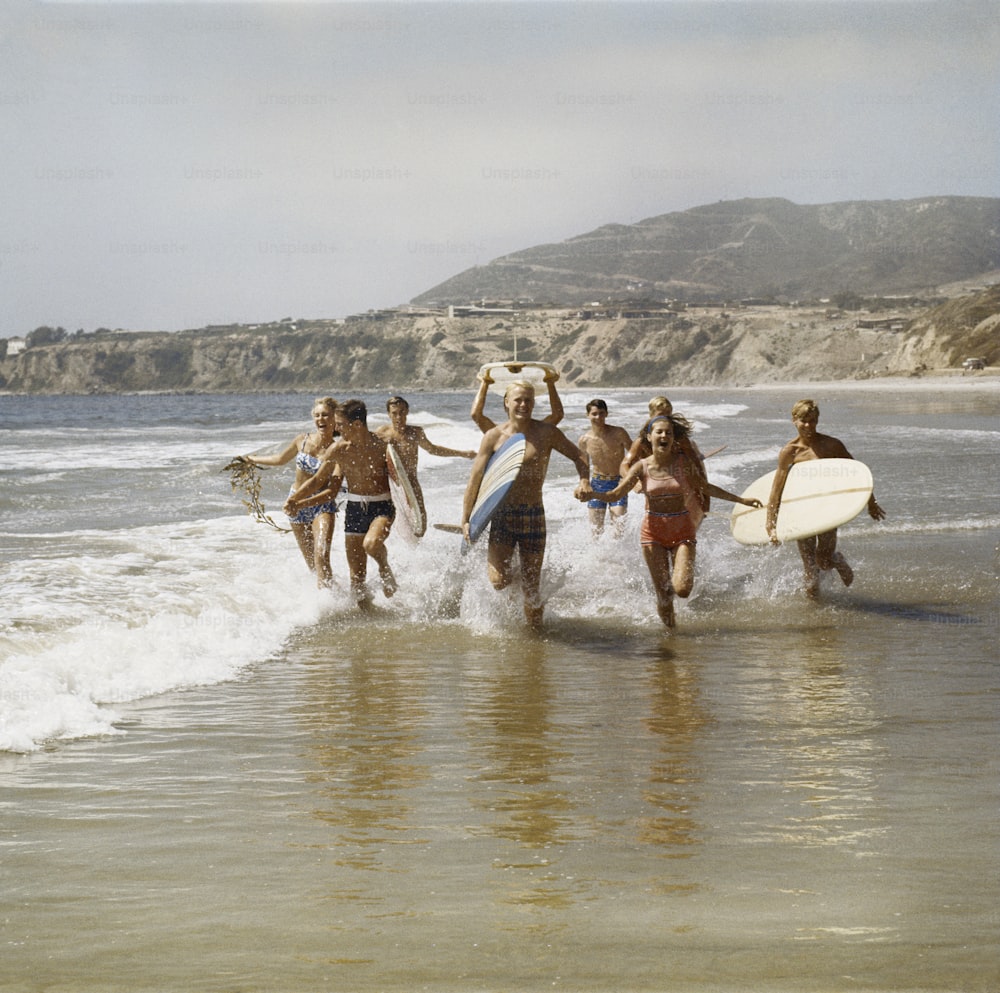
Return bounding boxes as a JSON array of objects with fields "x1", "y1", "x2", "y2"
[{"x1": 412, "y1": 196, "x2": 1000, "y2": 306}]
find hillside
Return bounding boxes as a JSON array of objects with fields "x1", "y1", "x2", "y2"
[
  {"x1": 2, "y1": 286, "x2": 996, "y2": 395},
  {"x1": 412, "y1": 197, "x2": 1000, "y2": 306},
  {"x1": 887, "y1": 283, "x2": 1000, "y2": 372},
  {"x1": 4, "y1": 195, "x2": 998, "y2": 395}
]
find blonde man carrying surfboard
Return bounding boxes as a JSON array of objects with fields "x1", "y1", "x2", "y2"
[
  {"x1": 767, "y1": 399, "x2": 885, "y2": 599},
  {"x1": 462, "y1": 380, "x2": 590, "y2": 631}
]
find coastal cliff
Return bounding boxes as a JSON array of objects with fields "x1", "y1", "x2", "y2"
[
  {"x1": 5, "y1": 194, "x2": 997, "y2": 395},
  {"x1": 2, "y1": 286, "x2": 997, "y2": 395}
]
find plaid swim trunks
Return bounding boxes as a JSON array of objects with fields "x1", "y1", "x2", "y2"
[{"x1": 488, "y1": 502, "x2": 546, "y2": 556}]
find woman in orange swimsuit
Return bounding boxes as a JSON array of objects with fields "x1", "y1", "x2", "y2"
[{"x1": 586, "y1": 413, "x2": 761, "y2": 628}]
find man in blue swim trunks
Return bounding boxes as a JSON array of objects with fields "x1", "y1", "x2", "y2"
[
  {"x1": 285, "y1": 399, "x2": 397, "y2": 606},
  {"x1": 578, "y1": 398, "x2": 632, "y2": 537},
  {"x1": 462, "y1": 380, "x2": 590, "y2": 631}
]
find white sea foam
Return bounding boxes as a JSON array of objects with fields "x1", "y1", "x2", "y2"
[
  {"x1": 2, "y1": 387, "x2": 995, "y2": 753},
  {"x1": 0, "y1": 516, "x2": 326, "y2": 752},
  {"x1": 678, "y1": 401, "x2": 749, "y2": 420},
  {"x1": 0, "y1": 438, "x2": 248, "y2": 471},
  {"x1": 710, "y1": 447, "x2": 782, "y2": 481},
  {"x1": 866, "y1": 424, "x2": 1000, "y2": 443}
]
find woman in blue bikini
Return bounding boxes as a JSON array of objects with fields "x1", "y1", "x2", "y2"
[{"x1": 242, "y1": 397, "x2": 340, "y2": 588}]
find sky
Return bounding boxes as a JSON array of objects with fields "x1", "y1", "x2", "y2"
[{"x1": 3, "y1": 0, "x2": 998, "y2": 334}]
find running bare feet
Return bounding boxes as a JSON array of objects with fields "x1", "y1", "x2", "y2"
[
  {"x1": 380, "y1": 565, "x2": 398, "y2": 598},
  {"x1": 833, "y1": 552, "x2": 854, "y2": 587}
]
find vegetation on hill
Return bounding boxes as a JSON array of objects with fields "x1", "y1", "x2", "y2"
[
  {"x1": 413, "y1": 196, "x2": 999, "y2": 306},
  {"x1": 900, "y1": 284, "x2": 1000, "y2": 366}
]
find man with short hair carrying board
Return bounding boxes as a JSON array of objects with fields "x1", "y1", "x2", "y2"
[
  {"x1": 462, "y1": 380, "x2": 590, "y2": 630},
  {"x1": 767, "y1": 398, "x2": 885, "y2": 598}
]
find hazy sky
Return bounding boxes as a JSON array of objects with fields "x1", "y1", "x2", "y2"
[{"x1": 3, "y1": 0, "x2": 998, "y2": 333}]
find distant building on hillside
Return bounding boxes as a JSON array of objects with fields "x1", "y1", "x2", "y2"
[
  {"x1": 447, "y1": 305, "x2": 517, "y2": 318},
  {"x1": 856, "y1": 316, "x2": 905, "y2": 330}
]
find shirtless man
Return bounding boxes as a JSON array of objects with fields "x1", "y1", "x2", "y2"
[
  {"x1": 285, "y1": 398, "x2": 397, "y2": 605},
  {"x1": 767, "y1": 398, "x2": 885, "y2": 599},
  {"x1": 578, "y1": 398, "x2": 632, "y2": 536},
  {"x1": 375, "y1": 395, "x2": 476, "y2": 531},
  {"x1": 470, "y1": 366, "x2": 564, "y2": 432},
  {"x1": 462, "y1": 380, "x2": 590, "y2": 630}
]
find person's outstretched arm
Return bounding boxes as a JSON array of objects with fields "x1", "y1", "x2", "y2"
[
  {"x1": 242, "y1": 435, "x2": 302, "y2": 468},
  {"x1": 470, "y1": 375, "x2": 495, "y2": 433},
  {"x1": 541, "y1": 369, "x2": 564, "y2": 426},
  {"x1": 417, "y1": 428, "x2": 476, "y2": 459}
]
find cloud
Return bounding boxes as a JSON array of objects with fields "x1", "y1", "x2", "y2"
[{"x1": 2, "y1": 1, "x2": 997, "y2": 332}]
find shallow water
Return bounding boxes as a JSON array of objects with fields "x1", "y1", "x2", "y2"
[{"x1": 1, "y1": 384, "x2": 997, "y2": 991}]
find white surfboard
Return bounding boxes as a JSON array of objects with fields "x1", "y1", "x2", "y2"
[
  {"x1": 478, "y1": 361, "x2": 558, "y2": 399},
  {"x1": 730, "y1": 458, "x2": 873, "y2": 546},
  {"x1": 386, "y1": 443, "x2": 426, "y2": 539},
  {"x1": 467, "y1": 432, "x2": 526, "y2": 542}
]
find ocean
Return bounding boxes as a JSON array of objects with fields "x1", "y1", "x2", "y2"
[{"x1": 1, "y1": 382, "x2": 997, "y2": 992}]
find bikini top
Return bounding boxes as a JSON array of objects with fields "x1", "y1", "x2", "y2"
[
  {"x1": 295, "y1": 436, "x2": 322, "y2": 475},
  {"x1": 295, "y1": 452, "x2": 320, "y2": 474},
  {"x1": 640, "y1": 455, "x2": 687, "y2": 499},
  {"x1": 640, "y1": 454, "x2": 703, "y2": 524}
]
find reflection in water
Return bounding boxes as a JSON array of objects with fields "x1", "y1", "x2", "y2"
[
  {"x1": 738, "y1": 626, "x2": 885, "y2": 851},
  {"x1": 465, "y1": 638, "x2": 581, "y2": 915},
  {"x1": 296, "y1": 634, "x2": 430, "y2": 876},
  {"x1": 462, "y1": 637, "x2": 716, "y2": 917},
  {"x1": 467, "y1": 639, "x2": 576, "y2": 850},
  {"x1": 639, "y1": 654, "x2": 708, "y2": 866}
]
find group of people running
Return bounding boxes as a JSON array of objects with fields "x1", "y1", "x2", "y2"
[
  {"x1": 238, "y1": 371, "x2": 884, "y2": 629},
  {"x1": 241, "y1": 394, "x2": 476, "y2": 604}
]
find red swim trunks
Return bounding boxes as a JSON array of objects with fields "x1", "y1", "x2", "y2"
[{"x1": 640, "y1": 509, "x2": 698, "y2": 549}]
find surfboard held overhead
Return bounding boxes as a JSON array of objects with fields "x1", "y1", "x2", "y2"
[
  {"x1": 730, "y1": 458, "x2": 874, "y2": 546},
  {"x1": 478, "y1": 361, "x2": 558, "y2": 398}
]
